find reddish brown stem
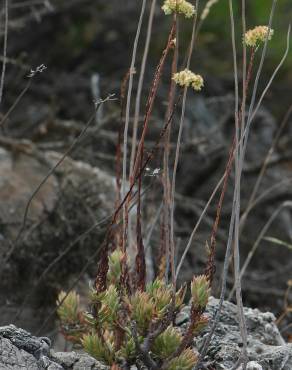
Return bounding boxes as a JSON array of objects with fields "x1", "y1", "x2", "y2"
[
  {"x1": 135, "y1": 151, "x2": 146, "y2": 291},
  {"x1": 131, "y1": 22, "x2": 176, "y2": 181},
  {"x1": 95, "y1": 92, "x2": 183, "y2": 294},
  {"x1": 205, "y1": 135, "x2": 236, "y2": 283}
]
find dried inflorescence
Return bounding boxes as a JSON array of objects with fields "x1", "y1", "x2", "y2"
[
  {"x1": 244, "y1": 25, "x2": 274, "y2": 47},
  {"x1": 200, "y1": 0, "x2": 219, "y2": 21},
  {"x1": 172, "y1": 69, "x2": 204, "y2": 91},
  {"x1": 162, "y1": 0, "x2": 196, "y2": 19},
  {"x1": 57, "y1": 250, "x2": 210, "y2": 369}
]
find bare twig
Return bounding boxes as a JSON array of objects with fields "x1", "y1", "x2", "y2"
[{"x1": 0, "y1": 79, "x2": 32, "y2": 128}]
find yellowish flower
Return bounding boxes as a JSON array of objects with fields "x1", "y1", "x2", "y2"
[
  {"x1": 244, "y1": 26, "x2": 274, "y2": 47},
  {"x1": 172, "y1": 69, "x2": 204, "y2": 91},
  {"x1": 162, "y1": 0, "x2": 196, "y2": 19}
]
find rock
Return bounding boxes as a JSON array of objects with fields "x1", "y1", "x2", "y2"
[
  {"x1": 246, "y1": 362, "x2": 263, "y2": 370},
  {"x1": 0, "y1": 337, "x2": 39, "y2": 370},
  {"x1": 192, "y1": 297, "x2": 292, "y2": 370},
  {"x1": 0, "y1": 146, "x2": 115, "y2": 334},
  {"x1": 0, "y1": 325, "x2": 108, "y2": 370},
  {"x1": 0, "y1": 147, "x2": 58, "y2": 239},
  {"x1": 50, "y1": 350, "x2": 109, "y2": 370},
  {"x1": 0, "y1": 325, "x2": 61, "y2": 370}
]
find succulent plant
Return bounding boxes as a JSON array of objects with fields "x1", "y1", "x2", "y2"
[{"x1": 57, "y1": 248, "x2": 210, "y2": 369}]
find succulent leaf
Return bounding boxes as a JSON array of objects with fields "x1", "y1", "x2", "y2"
[
  {"x1": 193, "y1": 314, "x2": 209, "y2": 335},
  {"x1": 148, "y1": 279, "x2": 172, "y2": 315},
  {"x1": 175, "y1": 284, "x2": 187, "y2": 309},
  {"x1": 107, "y1": 249, "x2": 124, "y2": 285},
  {"x1": 191, "y1": 275, "x2": 210, "y2": 309},
  {"x1": 117, "y1": 335, "x2": 140, "y2": 362},
  {"x1": 167, "y1": 348, "x2": 198, "y2": 370},
  {"x1": 127, "y1": 291, "x2": 156, "y2": 334},
  {"x1": 81, "y1": 333, "x2": 115, "y2": 365},
  {"x1": 151, "y1": 326, "x2": 182, "y2": 359},
  {"x1": 57, "y1": 291, "x2": 81, "y2": 325},
  {"x1": 98, "y1": 285, "x2": 120, "y2": 326}
]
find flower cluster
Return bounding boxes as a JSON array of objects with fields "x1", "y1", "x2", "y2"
[
  {"x1": 172, "y1": 69, "x2": 204, "y2": 91},
  {"x1": 244, "y1": 26, "x2": 274, "y2": 47},
  {"x1": 162, "y1": 0, "x2": 195, "y2": 19}
]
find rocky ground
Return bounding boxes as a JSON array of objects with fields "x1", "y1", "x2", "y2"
[{"x1": 0, "y1": 298, "x2": 291, "y2": 370}]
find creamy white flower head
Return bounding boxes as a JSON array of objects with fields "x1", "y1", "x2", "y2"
[
  {"x1": 244, "y1": 26, "x2": 274, "y2": 47},
  {"x1": 172, "y1": 69, "x2": 204, "y2": 91},
  {"x1": 162, "y1": 0, "x2": 196, "y2": 19}
]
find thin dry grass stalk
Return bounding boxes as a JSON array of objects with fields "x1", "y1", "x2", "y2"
[
  {"x1": 170, "y1": 0, "x2": 200, "y2": 290},
  {"x1": 130, "y1": 0, "x2": 157, "y2": 176},
  {"x1": 161, "y1": 15, "x2": 178, "y2": 284},
  {"x1": 0, "y1": 0, "x2": 8, "y2": 106},
  {"x1": 121, "y1": 0, "x2": 147, "y2": 253}
]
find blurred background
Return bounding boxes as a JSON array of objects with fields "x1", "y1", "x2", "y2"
[{"x1": 0, "y1": 0, "x2": 291, "y2": 346}]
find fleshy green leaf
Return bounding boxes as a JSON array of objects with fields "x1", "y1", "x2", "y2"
[
  {"x1": 191, "y1": 275, "x2": 210, "y2": 309},
  {"x1": 127, "y1": 291, "x2": 156, "y2": 334},
  {"x1": 98, "y1": 285, "x2": 120, "y2": 326},
  {"x1": 151, "y1": 326, "x2": 182, "y2": 359},
  {"x1": 167, "y1": 348, "x2": 198, "y2": 370},
  {"x1": 57, "y1": 291, "x2": 81, "y2": 324},
  {"x1": 117, "y1": 335, "x2": 141, "y2": 362},
  {"x1": 107, "y1": 249, "x2": 124, "y2": 284},
  {"x1": 81, "y1": 333, "x2": 115, "y2": 365}
]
